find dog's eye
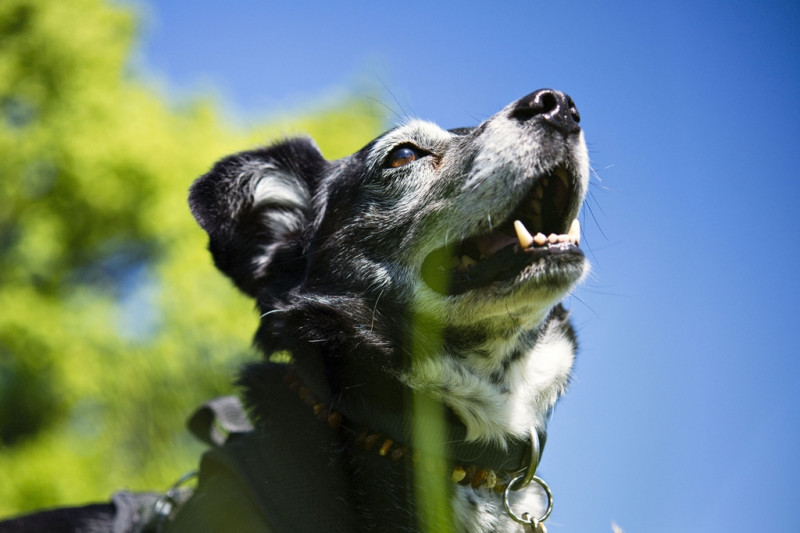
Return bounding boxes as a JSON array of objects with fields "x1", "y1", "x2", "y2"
[{"x1": 386, "y1": 146, "x2": 424, "y2": 168}]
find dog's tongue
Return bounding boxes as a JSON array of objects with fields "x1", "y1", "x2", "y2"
[{"x1": 476, "y1": 231, "x2": 518, "y2": 259}]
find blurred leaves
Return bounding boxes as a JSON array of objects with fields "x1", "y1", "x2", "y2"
[{"x1": 0, "y1": 0, "x2": 384, "y2": 516}]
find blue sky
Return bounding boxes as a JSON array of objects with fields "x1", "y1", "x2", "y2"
[{"x1": 133, "y1": 1, "x2": 800, "y2": 530}]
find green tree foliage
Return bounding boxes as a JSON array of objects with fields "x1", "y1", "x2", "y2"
[{"x1": 0, "y1": 0, "x2": 384, "y2": 516}]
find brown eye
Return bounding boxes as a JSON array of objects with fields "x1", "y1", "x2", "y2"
[{"x1": 387, "y1": 146, "x2": 422, "y2": 168}]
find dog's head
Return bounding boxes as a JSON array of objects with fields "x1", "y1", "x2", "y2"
[{"x1": 191, "y1": 89, "x2": 589, "y2": 335}]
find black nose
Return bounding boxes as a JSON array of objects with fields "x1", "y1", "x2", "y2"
[{"x1": 512, "y1": 89, "x2": 581, "y2": 134}]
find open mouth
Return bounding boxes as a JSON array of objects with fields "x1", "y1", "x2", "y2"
[{"x1": 420, "y1": 167, "x2": 583, "y2": 295}]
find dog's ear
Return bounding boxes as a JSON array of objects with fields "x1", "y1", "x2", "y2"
[{"x1": 189, "y1": 138, "x2": 327, "y2": 297}]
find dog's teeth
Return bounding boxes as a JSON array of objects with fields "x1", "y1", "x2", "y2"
[
  {"x1": 548, "y1": 233, "x2": 559, "y2": 244},
  {"x1": 452, "y1": 254, "x2": 478, "y2": 273},
  {"x1": 533, "y1": 232, "x2": 547, "y2": 246},
  {"x1": 513, "y1": 220, "x2": 534, "y2": 249},
  {"x1": 568, "y1": 218, "x2": 581, "y2": 245}
]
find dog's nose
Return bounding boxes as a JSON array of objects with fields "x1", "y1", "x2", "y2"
[{"x1": 512, "y1": 89, "x2": 581, "y2": 134}]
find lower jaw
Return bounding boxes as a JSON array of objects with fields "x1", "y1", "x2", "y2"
[{"x1": 422, "y1": 246, "x2": 585, "y2": 297}]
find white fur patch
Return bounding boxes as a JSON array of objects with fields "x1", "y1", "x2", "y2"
[
  {"x1": 406, "y1": 312, "x2": 576, "y2": 444},
  {"x1": 253, "y1": 167, "x2": 310, "y2": 211}
]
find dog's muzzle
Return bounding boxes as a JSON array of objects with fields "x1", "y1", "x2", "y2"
[{"x1": 421, "y1": 89, "x2": 586, "y2": 296}]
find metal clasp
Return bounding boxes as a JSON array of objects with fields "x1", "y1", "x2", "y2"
[
  {"x1": 502, "y1": 430, "x2": 553, "y2": 531},
  {"x1": 153, "y1": 470, "x2": 198, "y2": 531},
  {"x1": 516, "y1": 428, "x2": 542, "y2": 490}
]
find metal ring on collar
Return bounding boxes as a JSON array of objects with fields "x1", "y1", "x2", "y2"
[{"x1": 502, "y1": 473, "x2": 553, "y2": 527}]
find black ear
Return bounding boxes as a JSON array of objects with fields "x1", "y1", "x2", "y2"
[{"x1": 189, "y1": 137, "x2": 328, "y2": 297}]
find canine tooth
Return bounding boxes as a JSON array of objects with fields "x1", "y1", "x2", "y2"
[
  {"x1": 568, "y1": 219, "x2": 581, "y2": 245},
  {"x1": 548, "y1": 233, "x2": 559, "y2": 244},
  {"x1": 513, "y1": 220, "x2": 534, "y2": 249},
  {"x1": 533, "y1": 232, "x2": 547, "y2": 246}
]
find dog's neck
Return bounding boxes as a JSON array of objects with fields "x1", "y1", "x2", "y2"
[
  {"x1": 262, "y1": 297, "x2": 575, "y2": 448},
  {"x1": 400, "y1": 304, "x2": 577, "y2": 445},
  {"x1": 248, "y1": 299, "x2": 573, "y2": 532},
  {"x1": 278, "y1": 365, "x2": 537, "y2": 479}
]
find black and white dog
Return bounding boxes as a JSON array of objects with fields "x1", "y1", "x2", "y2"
[
  {"x1": 178, "y1": 89, "x2": 589, "y2": 532},
  {"x1": 0, "y1": 89, "x2": 589, "y2": 533}
]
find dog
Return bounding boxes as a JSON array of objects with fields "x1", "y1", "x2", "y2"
[
  {"x1": 0, "y1": 89, "x2": 589, "y2": 533},
  {"x1": 172, "y1": 88, "x2": 590, "y2": 533}
]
